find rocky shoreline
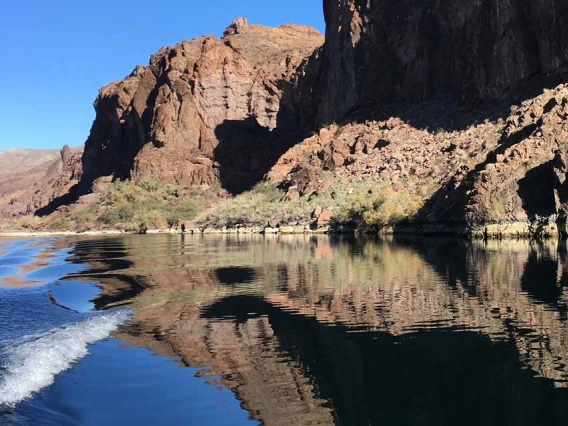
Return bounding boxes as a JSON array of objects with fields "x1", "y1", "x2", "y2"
[{"x1": 3, "y1": 219, "x2": 567, "y2": 240}]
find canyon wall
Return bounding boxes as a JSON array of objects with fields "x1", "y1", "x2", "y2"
[
  {"x1": 80, "y1": 19, "x2": 323, "y2": 194},
  {"x1": 7, "y1": 2, "x2": 568, "y2": 233},
  {"x1": 267, "y1": 0, "x2": 568, "y2": 235},
  {"x1": 313, "y1": 0, "x2": 568, "y2": 124}
]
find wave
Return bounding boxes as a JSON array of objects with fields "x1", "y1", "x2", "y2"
[{"x1": 0, "y1": 310, "x2": 130, "y2": 407}]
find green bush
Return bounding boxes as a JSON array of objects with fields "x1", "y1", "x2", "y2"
[
  {"x1": 49, "y1": 205, "x2": 98, "y2": 231},
  {"x1": 337, "y1": 183, "x2": 423, "y2": 227},
  {"x1": 137, "y1": 180, "x2": 161, "y2": 193},
  {"x1": 165, "y1": 199, "x2": 202, "y2": 225},
  {"x1": 98, "y1": 179, "x2": 203, "y2": 230},
  {"x1": 196, "y1": 182, "x2": 312, "y2": 228}
]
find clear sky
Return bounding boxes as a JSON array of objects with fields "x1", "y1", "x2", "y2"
[{"x1": 0, "y1": 1, "x2": 325, "y2": 151}]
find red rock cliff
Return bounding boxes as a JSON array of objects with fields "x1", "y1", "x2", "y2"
[{"x1": 80, "y1": 19, "x2": 323, "y2": 194}]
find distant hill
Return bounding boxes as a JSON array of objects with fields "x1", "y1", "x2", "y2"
[
  {"x1": 0, "y1": 147, "x2": 82, "y2": 176},
  {"x1": 0, "y1": 146, "x2": 83, "y2": 221}
]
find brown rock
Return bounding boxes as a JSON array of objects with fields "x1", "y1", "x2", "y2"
[
  {"x1": 79, "y1": 20, "x2": 323, "y2": 195},
  {"x1": 179, "y1": 220, "x2": 196, "y2": 232},
  {"x1": 268, "y1": 215, "x2": 283, "y2": 228},
  {"x1": 319, "y1": 128, "x2": 332, "y2": 145},
  {"x1": 313, "y1": 0, "x2": 568, "y2": 124},
  {"x1": 0, "y1": 146, "x2": 83, "y2": 222},
  {"x1": 151, "y1": 216, "x2": 169, "y2": 229},
  {"x1": 316, "y1": 210, "x2": 334, "y2": 225},
  {"x1": 312, "y1": 206, "x2": 323, "y2": 219},
  {"x1": 332, "y1": 153, "x2": 345, "y2": 168},
  {"x1": 284, "y1": 188, "x2": 300, "y2": 201}
]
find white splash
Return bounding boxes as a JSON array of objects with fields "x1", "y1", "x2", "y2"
[{"x1": 0, "y1": 310, "x2": 130, "y2": 406}]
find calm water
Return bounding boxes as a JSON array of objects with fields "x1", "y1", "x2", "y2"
[{"x1": 1, "y1": 235, "x2": 568, "y2": 425}]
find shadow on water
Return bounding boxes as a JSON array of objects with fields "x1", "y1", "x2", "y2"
[
  {"x1": 391, "y1": 236, "x2": 568, "y2": 307},
  {"x1": 202, "y1": 295, "x2": 568, "y2": 426},
  {"x1": 215, "y1": 267, "x2": 257, "y2": 286}
]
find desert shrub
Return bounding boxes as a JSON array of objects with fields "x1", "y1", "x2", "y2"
[
  {"x1": 137, "y1": 180, "x2": 161, "y2": 193},
  {"x1": 98, "y1": 179, "x2": 202, "y2": 230},
  {"x1": 195, "y1": 177, "x2": 426, "y2": 230},
  {"x1": 165, "y1": 184, "x2": 182, "y2": 197},
  {"x1": 165, "y1": 199, "x2": 202, "y2": 225},
  {"x1": 90, "y1": 176, "x2": 426, "y2": 232},
  {"x1": 337, "y1": 182, "x2": 423, "y2": 227},
  {"x1": 197, "y1": 183, "x2": 283, "y2": 227},
  {"x1": 13, "y1": 214, "x2": 43, "y2": 230},
  {"x1": 49, "y1": 205, "x2": 98, "y2": 231},
  {"x1": 196, "y1": 182, "x2": 309, "y2": 228},
  {"x1": 101, "y1": 198, "x2": 164, "y2": 228}
]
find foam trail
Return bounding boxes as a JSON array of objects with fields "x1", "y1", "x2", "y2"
[{"x1": 0, "y1": 310, "x2": 130, "y2": 406}]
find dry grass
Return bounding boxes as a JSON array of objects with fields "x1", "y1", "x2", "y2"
[
  {"x1": 48, "y1": 180, "x2": 203, "y2": 232},
  {"x1": 196, "y1": 183, "x2": 308, "y2": 228},
  {"x1": 196, "y1": 178, "x2": 427, "y2": 230}
]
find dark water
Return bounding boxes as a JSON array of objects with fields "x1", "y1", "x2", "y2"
[{"x1": 2, "y1": 235, "x2": 568, "y2": 425}]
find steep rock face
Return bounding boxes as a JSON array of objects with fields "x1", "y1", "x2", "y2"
[
  {"x1": 314, "y1": 0, "x2": 568, "y2": 124},
  {"x1": 263, "y1": 1, "x2": 568, "y2": 235},
  {"x1": 81, "y1": 19, "x2": 323, "y2": 194}
]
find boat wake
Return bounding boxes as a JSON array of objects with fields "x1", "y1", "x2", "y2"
[{"x1": 0, "y1": 310, "x2": 130, "y2": 407}]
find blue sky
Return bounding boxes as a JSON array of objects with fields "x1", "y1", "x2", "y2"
[{"x1": 0, "y1": 1, "x2": 325, "y2": 151}]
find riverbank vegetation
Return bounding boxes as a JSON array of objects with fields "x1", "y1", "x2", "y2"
[
  {"x1": 17, "y1": 176, "x2": 431, "y2": 233},
  {"x1": 195, "y1": 178, "x2": 429, "y2": 230},
  {"x1": 49, "y1": 180, "x2": 204, "y2": 232}
]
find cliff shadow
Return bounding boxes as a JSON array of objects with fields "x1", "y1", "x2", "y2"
[
  {"x1": 35, "y1": 184, "x2": 81, "y2": 217},
  {"x1": 80, "y1": 76, "x2": 167, "y2": 191},
  {"x1": 68, "y1": 237, "x2": 147, "y2": 310},
  {"x1": 517, "y1": 160, "x2": 558, "y2": 220},
  {"x1": 408, "y1": 115, "x2": 544, "y2": 226},
  {"x1": 35, "y1": 104, "x2": 152, "y2": 217},
  {"x1": 323, "y1": 4, "x2": 568, "y2": 134},
  {"x1": 376, "y1": 72, "x2": 568, "y2": 134},
  {"x1": 213, "y1": 117, "x2": 308, "y2": 194}
]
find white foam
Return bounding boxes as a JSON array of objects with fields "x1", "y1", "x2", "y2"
[{"x1": 0, "y1": 310, "x2": 130, "y2": 406}]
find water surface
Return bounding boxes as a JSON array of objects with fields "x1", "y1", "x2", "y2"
[{"x1": 2, "y1": 235, "x2": 568, "y2": 425}]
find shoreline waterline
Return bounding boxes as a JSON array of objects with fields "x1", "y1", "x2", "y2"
[{"x1": 2, "y1": 220, "x2": 568, "y2": 240}]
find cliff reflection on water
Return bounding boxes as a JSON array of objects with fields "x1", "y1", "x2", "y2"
[{"x1": 73, "y1": 235, "x2": 568, "y2": 425}]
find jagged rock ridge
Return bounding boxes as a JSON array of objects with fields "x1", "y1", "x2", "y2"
[{"x1": 80, "y1": 18, "x2": 323, "y2": 194}]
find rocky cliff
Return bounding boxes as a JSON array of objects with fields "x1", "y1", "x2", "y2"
[
  {"x1": 7, "y1": 2, "x2": 568, "y2": 235},
  {"x1": 312, "y1": 0, "x2": 568, "y2": 125},
  {"x1": 265, "y1": 0, "x2": 568, "y2": 236},
  {"x1": 80, "y1": 19, "x2": 323, "y2": 195}
]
